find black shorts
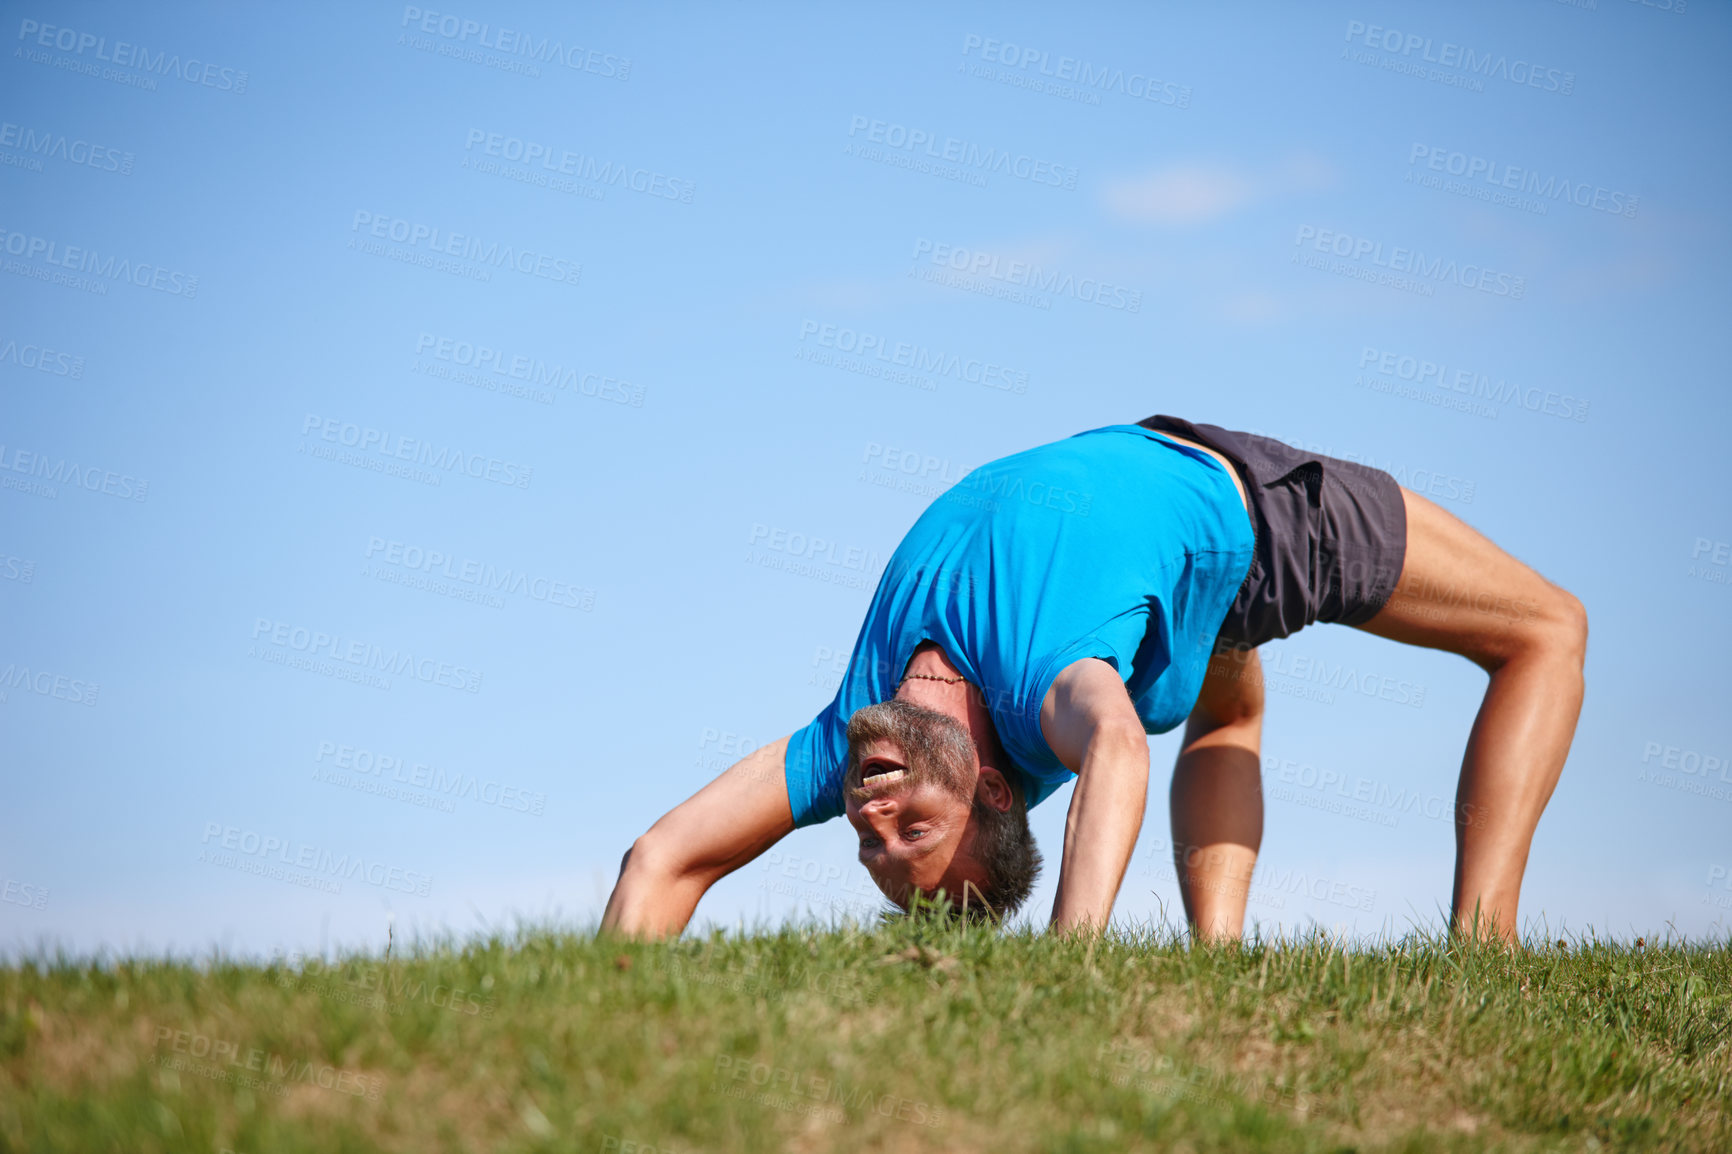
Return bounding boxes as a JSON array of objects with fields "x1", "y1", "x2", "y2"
[{"x1": 1138, "y1": 415, "x2": 1409, "y2": 650}]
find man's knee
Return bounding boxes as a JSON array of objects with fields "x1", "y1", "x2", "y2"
[
  {"x1": 1513, "y1": 586, "x2": 1588, "y2": 667},
  {"x1": 1552, "y1": 588, "x2": 1589, "y2": 662}
]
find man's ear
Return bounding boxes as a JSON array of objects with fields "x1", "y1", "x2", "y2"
[{"x1": 975, "y1": 765, "x2": 1014, "y2": 813}]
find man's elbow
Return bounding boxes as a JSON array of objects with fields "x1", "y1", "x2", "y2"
[
  {"x1": 1095, "y1": 717, "x2": 1152, "y2": 762},
  {"x1": 621, "y1": 829, "x2": 703, "y2": 887},
  {"x1": 621, "y1": 832, "x2": 668, "y2": 880}
]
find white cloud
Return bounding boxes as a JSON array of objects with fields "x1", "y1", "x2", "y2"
[
  {"x1": 1103, "y1": 164, "x2": 1255, "y2": 225},
  {"x1": 1103, "y1": 153, "x2": 1339, "y2": 226}
]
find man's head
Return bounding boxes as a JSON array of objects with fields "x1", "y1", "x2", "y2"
[{"x1": 842, "y1": 699, "x2": 1041, "y2": 919}]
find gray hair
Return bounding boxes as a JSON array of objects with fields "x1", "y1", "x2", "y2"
[
  {"x1": 843, "y1": 699, "x2": 1042, "y2": 920},
  {"x1": 844, "y1": 699, "x2": 975, "y2": 802}
]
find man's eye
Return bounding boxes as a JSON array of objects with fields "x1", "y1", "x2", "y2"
[
  {"x1": 904, "y1": 828, "x2": 926, "y2": 841},
  {"x1": 859, "y1": 837, "x2": 882, "y2": 852}
]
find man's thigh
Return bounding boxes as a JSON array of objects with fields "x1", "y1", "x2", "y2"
[{"x1": 1353, "y1": 486, "x2": 1573, "y2": 667}]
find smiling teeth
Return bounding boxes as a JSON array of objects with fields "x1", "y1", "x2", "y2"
[{"x1": 861, "y1": 768, "x2": 907, "y2": 788}]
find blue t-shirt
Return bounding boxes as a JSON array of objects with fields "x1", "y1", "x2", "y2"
[{"x1": 784, "y1": 423, "x2": 1256, "y2": 827}]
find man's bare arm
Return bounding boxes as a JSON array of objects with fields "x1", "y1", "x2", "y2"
[
  {"x1": 1039, "y1": 659, "x2": 1151, "y2": 934},
  {"x1": 600, "y1": 735, "x2": 795, "y2": 938}
]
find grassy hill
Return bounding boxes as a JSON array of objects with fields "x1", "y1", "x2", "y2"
[{"x1": 2, "y1": 918, "x2": 1728, "y2": 1153}]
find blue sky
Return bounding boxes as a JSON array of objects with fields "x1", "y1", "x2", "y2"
[{"x1": 2, "y1": 0, "x2": 1728, "y2": 959}]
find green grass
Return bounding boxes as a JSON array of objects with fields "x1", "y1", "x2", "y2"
[{"x1": 2, "y1": 918, "x2": 1728, "y2": 1153}]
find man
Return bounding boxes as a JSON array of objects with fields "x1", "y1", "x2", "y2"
[{"x1": 602, "y1": 416, "x2": 1586, "y2": 942}]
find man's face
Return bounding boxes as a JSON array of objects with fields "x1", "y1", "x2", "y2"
[{"x1": 844, "y1": 737, "x2": 985, "y2": 907}]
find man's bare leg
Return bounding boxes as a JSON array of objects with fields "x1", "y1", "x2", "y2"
[
  {"x1": 1355, "y1": 487, "x2": 1588, "y2": 942},
  {"x1": 1170, "y1": 645, "x2": 1265, "y2": 942}
]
